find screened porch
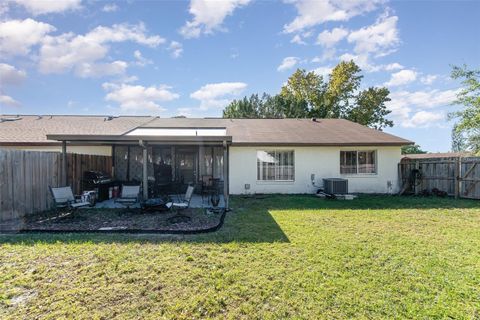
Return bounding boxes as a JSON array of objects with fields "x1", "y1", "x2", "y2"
[
  {"x1": 113, "y1": 145, "x2": 226, "y2": 200},
  {"x1": 47, "y1": 127, "x2": 232, "y2": 208}
]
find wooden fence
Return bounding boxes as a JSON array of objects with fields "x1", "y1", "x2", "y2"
[
  {"x1": 0, "y1": 149, "x2": 112, "y2": 221},
  {"x1": 399, "y1": 157, "x2": 480, "y2": 199}
]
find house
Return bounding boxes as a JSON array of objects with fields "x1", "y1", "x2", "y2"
[{"x1": 0, "y1": 115, "x2": 413, "y2": 205}]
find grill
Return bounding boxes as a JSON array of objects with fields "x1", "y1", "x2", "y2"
[
  {"x1": 82, "y1": 171, "x2": 112, "y2": 202},
  {"x1": 323, "y1": 178, "x2": 348, "y2": 195}
]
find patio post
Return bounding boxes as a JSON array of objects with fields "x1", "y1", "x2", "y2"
[
  {"x1": 62, "y1": 140, "x2": 67, "y2": 186},
  {"x1": 142, "y1": 140, "x2": 148, "y2": 200},
  {"x1": 223, "y1": 140, "x2": 229, "y2": 209}
]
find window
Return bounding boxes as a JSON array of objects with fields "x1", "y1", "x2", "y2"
[
  {"x1": 257, "y1": 150, "x2": 294, "y2": 181},
  {"x1": 340, "y1": 150, "x2": 376, "y2": 174}
]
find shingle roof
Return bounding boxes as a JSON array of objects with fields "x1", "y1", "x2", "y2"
[
  {"x1": 0, "y1": 115, "x2": 413, "y2": 146},
  {"x1": 0, "y1": 115, "x2": 154, "y2": 144},
  {"x1": 142, "y1": 118, "x2": 413, "y2": 146}
]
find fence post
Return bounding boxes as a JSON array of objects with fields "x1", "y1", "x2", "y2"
[
  {"x1": 455, "y1": 157, "x2": 461, "y2": 199},
  {"x1": 414, "y1": 161, "x2": 420, "y2": 195}
]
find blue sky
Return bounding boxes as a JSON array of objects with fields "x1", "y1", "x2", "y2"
[{"x1": 0, "y1": 0, "x2": 479, "y2": 152}]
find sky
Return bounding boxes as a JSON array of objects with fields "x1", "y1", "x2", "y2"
[{"x1": 0, "y1": 0, "x2": 479, "y2": 152}]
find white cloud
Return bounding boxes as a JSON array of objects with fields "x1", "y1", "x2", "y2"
[
  {"x1": 190, "y1": 82, "x2": 247, "y2": 110},
  {"x1": 291, "y1": 34, "x2": 306, "y2": 45},
  {"x1": 0, "y1": 63, "x2": 26, "y2": 109},
  {"x1": 38, "y1": 23, "x2": 164, "y2": 77},
  {"x1": 384, "y1": 69, "x2": 417, "y2": 87},
  {"x1": 0, "y1": 63, "x2": 27, "y2": 86},
  {"x1": 404, "y1": 111, "x2": 444, "y2": 128},
  {"x1": 0, "y1": 94, "x2": 20, "y2": 107},
  {"x1": 316, "y1": 27, "x2": 348, "y2": 47},
  {"x1": 339, "y1": 53, "x2": 404, "y2": 73},
  {"x1": 103, "y1": 82, "x2": 179, "y2": 114},
  {"x1": 420, "y1": 74, "x2": 438, "y2": 85},
  {"x1": 0, "y1": 18, "x2": 55, "y2": 56},
  {"x1": 277, "y1": 57, "x2": 300, "y2": 72},
  {"x1": 384, "y1": 62, "x2": 403, "y2": 71},
  {"x1": 284, "y1": 0, "x2": 382, "y2": 33},
  {"x1": 312, "y1": 48, "x2": 336, "y2": 63},
  {"x1": 180, "y1": 0, "x2": 251, "y2": 38},
  {"x1": 133, "y1": 50, "x2": 152, "y2": 66},
  {"x1": 347, "y1": 14, "x2": 400, "y2": 57},
  {"x1": 389, "y1": 89, "x2": 457, "y2": 110},
  {"x1": 102, "y1": 3, "x2": 118, "y2": 12},
  {"x1": 339, "y1": 53, "x2": 380, "y2": 72},
  {"x1": 81, "y1": 23, "x2": 164, "y2": 47},
  {"x1": 168, "y1": 41, "x2": 183, "y2": 58},
  {"x1": 10, "y1": 0, "x2": 82, "y2": 15},
  {"x1": 387, "y1": 89, "x2": 458, "y2": 127},
  {"x1": 75, "y1": 61, "x2": 128, "y2": 78},
  {"x1": 312, "y1": 66, "x2": 332, "y2": 78}
]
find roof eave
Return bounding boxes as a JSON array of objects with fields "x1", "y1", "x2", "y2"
[
  {"x1": 231, "y1": 141, "x2": 414, "y2": 147},
  {"x1": 46, "y1": 134, "x2": 233, "y2": 144}
]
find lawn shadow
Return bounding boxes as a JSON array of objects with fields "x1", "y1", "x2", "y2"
[
  {"x1": 1, "y1": 194, "x2": 477, "y2": 245},
  {"x1": 0, "y1": 205, "x2": 291, "y2": 244}
]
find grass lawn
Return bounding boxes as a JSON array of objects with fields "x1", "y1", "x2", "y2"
[{"x1": 1, "y1": 195, "x2": 479, "y2": 319}]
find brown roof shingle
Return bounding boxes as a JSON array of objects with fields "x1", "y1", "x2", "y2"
[
  {"x1": 0, "y1": 116, "x2": 413, "y2": 146},
  {"x1": 142, "y1": 118, "x2": 413, "y2": 146}
]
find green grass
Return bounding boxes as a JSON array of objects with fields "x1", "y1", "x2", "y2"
[{"x1": 1, "y1": 195, "x2": 479, "y2": 319}]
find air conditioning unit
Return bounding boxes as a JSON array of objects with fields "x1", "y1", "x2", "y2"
[{"x1": 323, "y1": 178, "x2": 348, "y2": 195}]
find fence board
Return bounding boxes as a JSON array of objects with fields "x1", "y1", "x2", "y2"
[
  {"x1": 400, "y1": 157, "x2": 480, "y2": 199},
  {"x1": 0, "y1": 149, "x2": 112, "y2": 221}
]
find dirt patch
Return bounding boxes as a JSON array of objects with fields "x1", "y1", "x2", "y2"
[
  {"x1": 9, "y1": 289, "x2": 37, "y2": 307},
  {"x1": 20, "y1": 208, "x2": 224, "y2": 233}
]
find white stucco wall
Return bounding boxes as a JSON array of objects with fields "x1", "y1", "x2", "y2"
[
  {"x1": 0, "y1": 145, "x2": 112, "y2": 156},
  {"x1": 228, "y1": 146, "x2": 402, "y2": 194}
]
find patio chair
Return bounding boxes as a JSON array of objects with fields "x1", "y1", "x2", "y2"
[
  {"x1": 115, "y1": 184, "x2": 141, "y2": 208},
  {"x1": 166, "y1": 185, "x2": 194, "y2": 211},
  {"x1": 50, "y1": 186, "x2": 90, "y2": 210}
]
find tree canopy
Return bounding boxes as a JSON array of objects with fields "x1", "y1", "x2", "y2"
[
  {"x1": 449, "y1": 64, "x2": 480, "y2": 154},
  {"x1": 223, "y1": 60, "x2": 393, "y2": 130},
  {"x1": 401, "y1": 144, "x2": 426, "y2": 155}
]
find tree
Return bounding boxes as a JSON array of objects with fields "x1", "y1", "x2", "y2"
[
  {"x1": 279, "y1": 69, "x2": 326, "y2": 113},
  {"x1": 324, "y1": 61, "x2": 362, "y2": 118},
  {"x1": 451, "y1": 124, "x2": 467, "y2": 152},
  {"x1": 222, "y1": 94, "x2": 263, "y2": 118},
  {"x1": 223, "y1": 61, "x2": 393, "y2": 130},
  {"x1": 347, "y1": 87, "x2": 393, "y2": 130},
  {"x1": 449, "y1": 64, "x2": 480, "y2": 154},
  {"x1": 401, "y1": 144, "x2": 426, "y2": 155},
  {"x1": 262, "y1": 94, "x2": 309, "y2": 118},
  {"x1": 223, "y1": 93, "x2": 309, "y2": 119}
]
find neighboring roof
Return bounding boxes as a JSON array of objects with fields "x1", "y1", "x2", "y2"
[
  {"x1": 403, "y1": 152, "x2": 472, "y2": 159},
  {"x1": 0, "y1": 115, "x2": 154, "y2": 145},
  {"x1": 0, "y1": 115, "x2": 413, "y2": 146}
]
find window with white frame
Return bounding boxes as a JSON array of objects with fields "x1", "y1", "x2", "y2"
[
  {"x1": 340, "y1": 150, "x2": 376, "y2": 174},
  {"x1": 257, "y1": 150, "x2": 295, "y2": 181}
]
